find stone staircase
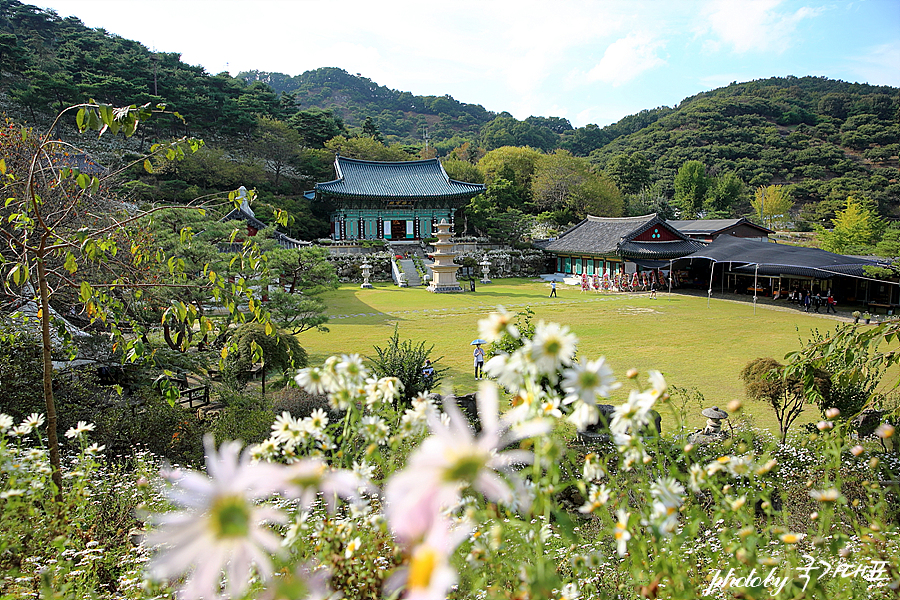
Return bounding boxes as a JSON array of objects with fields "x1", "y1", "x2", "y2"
[{"x1": 398, "y1": 259, "x2": 422, "y2": 286}]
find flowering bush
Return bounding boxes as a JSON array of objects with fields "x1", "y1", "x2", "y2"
[
  {"x1": 3, "y1": 309, "x2": 899, "y2": 599},
  {"x1": 454, "y1": 249, "x2": 551, "y2": 278}
]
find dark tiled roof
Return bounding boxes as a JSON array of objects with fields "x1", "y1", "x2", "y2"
[
  {"x1": 619, "y1": 239, "x2": 705, "y2": 259},
  {"x1": 315, "y1": 157, "x2": 485, "y2": 200},
  {"x1": 668, "y1": 218, "x2": 773, "y2": 236},
  {"x1": 222, "y1": 206, "x2": 268, "y2": 232},
  {"x1": 544, "y1": 214, "x2": 704, "y2": 259},
  {"x1": 221, "y1": 207, "x2": 309, "y2": 249},
  {"x1": 686, "y1": 235, "x2": 879, "y2": 279}
]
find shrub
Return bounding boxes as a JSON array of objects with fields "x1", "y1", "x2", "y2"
[
  {"x1": 369, "y1": 326, "x2": 445, "y2": 403},
  {"x1": 741, "y1": 356, "x2": 830, "y2": 444},
  {"x1": 271, "y1": 385, "x2": 345, "y2": 423},
  {"x1": 91, "y1": 386, "x2": 206, "y2": 466}
]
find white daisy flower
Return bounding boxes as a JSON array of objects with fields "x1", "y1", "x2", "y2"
[
  {"x1": 614, "y1": 509, "x2": 631, "y2": 556},
  {"x1": 688, "y1": 463, "x2": 707, "y2": 492},
  {"x1": 84, "y1": 443, "x2": 105, "y2": 456},
  {"x1": 579, "y1": 483, "x2": 611, "y2": 514},
  {"x1": 609, "y1": 390, "x2": 656, "y2": 435},
  {"x1": 144, "y1": 436, "x2": 289, "y2": 600},
  {"x1": 384, "y1": 382, "x2": 549, "y2": 543},
  {"x1": 65, "y1": 421, "x2": 96, "y2": 439},
  {"x1": 526, "y1": 321, "x2": 577, "y2": 375},
  {"x1": 344, "y1": 536, "x2": 362, "y2": 559},
  {"x1": 0, "y1": 414, "x2": 13, "y2": 432},
  {"x1": 561, "y1": 357, "x2": 619, "y2": 406},
  {"x1": 24, "y1": 413, "x2": 45, "y2": 430},
  {"x1": 360, "y1": 416, "x2": 390, "y2": 445},
  {"x1": 308, "y1": 408, "x2": 329, "y2": 432},
  {"x1": 478, "y1": 306, "x2": 519, "y2": 343},
  {"x1": 295, "y1": 367, "x2": 328, "y2": 395},
  {"x1": 583, "y1": 453, "x2": 605, "y2": 481}
]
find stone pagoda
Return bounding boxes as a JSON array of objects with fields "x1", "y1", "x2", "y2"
[{"x1": 427, "y1": 219, "x2": 463, "y2": 293}]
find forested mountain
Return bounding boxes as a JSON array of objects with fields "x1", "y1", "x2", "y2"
[
  {"x1": 1, "y1": 0, "x2": 898, "y2": 237},
  {"x1": 586, "y1": 77, "x2": 900, "y2": 222},
  {"x1": 0, "y1": 0, "x2": 290, "y2": 138},
  {"x1": 240, "y1": 68, "x2": 496, "y2": 151}
]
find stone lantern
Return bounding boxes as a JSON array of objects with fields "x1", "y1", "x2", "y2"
[
  {"x1": 360, "y1": 261, "x2": 373, "y2": 289},
  {"x1": 480, "y1": 258, "x2": 492, "y2": 284},
  {"x1": 687, "y1": 406, "x2": 729, "y2": 444},
  {"x1": 701, "y1": 406, "x2": 728, "y2": 435}
]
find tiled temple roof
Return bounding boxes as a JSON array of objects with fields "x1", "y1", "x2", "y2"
[
  {"x1": 545, "y1": 214, "x2": 704, "y2": 259},
  {"x1": 668, "y1": 218, "x2": 773, "y2": 236},
  {"x1": 315, "y1": 157, "x2": 485, "y2": 200}
]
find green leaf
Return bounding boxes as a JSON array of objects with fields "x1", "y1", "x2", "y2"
[
  {"x1": 8, "y1": 263, "x2": 27, "y2": 286},
  {"x1": 79, "y1": 281, "x2": 92, "y2": 303},
  {"x1": 64, "y1": 252, "x2": 77, "y2": 274},
  {"x1": 76, "y1": 108, "x2": 86, "y2": 131},
  {"x1": 0, "y1": 158, "x2": 5, "y2": 175},
  {"x1": 76, "y1": 173, "x2": 90, "y2": 190},
  {"x1": 143, "y1": 159, "x2": 153, "y2": 174}
]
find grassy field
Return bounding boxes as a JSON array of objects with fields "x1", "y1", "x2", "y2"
[{"x1": 296, "y1": 278, "x2": 876, "y2": 432}]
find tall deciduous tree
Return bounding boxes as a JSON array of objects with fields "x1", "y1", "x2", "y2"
[
  {"x1": 251, "y1": 117, "x2": 302, "y2": 187},
  {"x1": 324, "y1": 135, "x2": 413, "y2": 161},
  {"x1": 1, "y1": 103, "x2": 274, "y2": 498},
  {"x1": 704, "y1": 171, "x2": 747, "y2": 217},
  {"x1": 751, "y1": 185, "x2": 793, "y2": 230},
  {"x1": 605, "y1": 152, "x2": 651, "y2": 195},
  {"x1": 817, "y1": 196, "x2": 885, "y2": 253},
  {"x1": 476, "y1": 146, "x2": 543, "y2": 194},
  {"x1": 672, "y1": 160, "x2": 710, "y2": 219}
]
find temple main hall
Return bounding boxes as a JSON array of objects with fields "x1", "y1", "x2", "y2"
[{"x1": 314, "y1": 156, "x2": 485, "y2": 241}]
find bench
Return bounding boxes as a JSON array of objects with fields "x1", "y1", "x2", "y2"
[{"x1": 866, "y1": 302, "x2": 899, "y2": 315}]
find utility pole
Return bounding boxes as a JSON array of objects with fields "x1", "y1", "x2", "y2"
[{"x1": 150, "y1": 53, "x2": 158, "y2": 95}]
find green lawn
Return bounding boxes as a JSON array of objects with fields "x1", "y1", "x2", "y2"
[{"x1": 297, "y1": 278, "x2": 872, "y2": 433}]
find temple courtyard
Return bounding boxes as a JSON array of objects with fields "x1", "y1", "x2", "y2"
[{"x1": 298, "y1": 279, "x2": 884, "y2": 432}]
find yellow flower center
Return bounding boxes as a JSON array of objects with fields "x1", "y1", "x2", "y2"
[
  {"x1": 408, "y1": 545, "x2": 438, "y2": 590},
  {"x1": 211, "y1": 495, "x2": 250, "y2": 539},
  {"x1": 444, "y1": 450, "x2": 487, "y2": 484},
  {"x1": 543, "y1": 338, "x2": 561, "y2": 356}
]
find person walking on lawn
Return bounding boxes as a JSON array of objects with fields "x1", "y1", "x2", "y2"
[{"x1": 549, "y1": 281, "x2": 557, "y2": 298}]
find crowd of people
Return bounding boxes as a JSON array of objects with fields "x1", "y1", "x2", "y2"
[{"x1": 784, "y1": 288, "x2": 837, "y2": 313}]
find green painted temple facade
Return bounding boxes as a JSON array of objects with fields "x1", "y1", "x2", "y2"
[{"x1": 315, "y1": 157, "x2": 485, "y2": 241}]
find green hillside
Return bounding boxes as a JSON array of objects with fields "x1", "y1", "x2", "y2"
[
  {"x1": 585, "y1": 77, "x2": 900, "y2": 221},
  {"x1": 240, "y1": 67, "x2": 497, "y2": 150}
]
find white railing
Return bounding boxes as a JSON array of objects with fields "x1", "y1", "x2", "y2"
[{"x1": 391, "y1": 259, "x2": 407, "y2": 287}]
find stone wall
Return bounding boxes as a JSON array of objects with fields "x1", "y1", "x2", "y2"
[
  {"x1": 326, "y1": 251, "x2": 393, "y2": 283},
  {"x1": 454, "y1": 248, "x2": 554, "y2": 278}
]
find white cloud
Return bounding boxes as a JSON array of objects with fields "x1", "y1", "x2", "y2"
[
  {"x1": 849, "y1": 41, "x2": 900, "y2": 86},
  {"x1": 585, "y1": 32, "x2": 666, "y2": 86},
  {"x1": 702, "y1": 0, "x2": 821, "y2": 54}
]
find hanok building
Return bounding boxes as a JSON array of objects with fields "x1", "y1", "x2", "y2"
[
  {"x1": 545, "y1": 214, "x2": 704, "y2": 276},
  {"x1": 220, "y1": 187, "x2": 309, "y2": 251},
  {"x1": 667, "y1": 218, "x2": 773, "y2": 243},
  {"x1": 315, "y1": 156, "x2": 485, "y2": 241}
]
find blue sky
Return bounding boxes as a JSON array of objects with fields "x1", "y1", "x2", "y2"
[{"x1": 36, "y1": 0, "x2": 900, "y2": 128}]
